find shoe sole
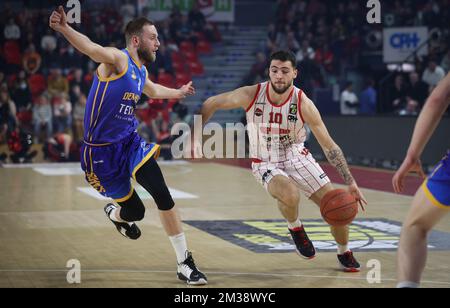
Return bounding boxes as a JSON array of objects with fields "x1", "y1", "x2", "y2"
[
  {"x1": 339, "y1": 263, "x2": 361, "y2": 273},
  {"x1": 187, "y1": 278, "x2": 208, "y2": 286},
  {"x1": 342, "y1": 267, "x2": 360, "y2": 273},
  {"x1": 178, "y1": 273, "x2": 208, "y2": 285},
  {"x1": 108, "y1": 219, "x2": 141, "y2": 240},
  {"x1": 295, "y1": 249, "x2": 316, "y2": 260}
]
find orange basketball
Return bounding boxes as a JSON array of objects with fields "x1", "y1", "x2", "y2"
[{"x1": 320, "y1": 189, "x2": 358, "y2": 226}]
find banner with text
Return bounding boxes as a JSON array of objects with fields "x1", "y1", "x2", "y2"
[
  {"x1": 138, "y1": 0, "x2": 235, "y2": 22},
  {"x1": 383, "y1": 27, "x2": 428, "y2": 63}
]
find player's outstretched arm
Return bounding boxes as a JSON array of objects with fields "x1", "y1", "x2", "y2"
[
  {"x1": 393, "y1": 72, "x2": 450, "y2": 193},
  {"x1": 49, "y1": 6, "x2": 125, "y2": 67},
  {"x1": 301, "y1": 93, "x2": 367, "y2": 207},
  {"x1": 200, "y1": 85, "x2": 258, "y2": 125},
  {"x1": 404, "y1": 72, "x2": 450, "y2": 160},
  {"x1": 144, "y1": 79, "x2": 195, "y2": 100}
]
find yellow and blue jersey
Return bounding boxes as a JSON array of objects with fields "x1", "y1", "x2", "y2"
[
  {"x1": 422, "y1": 151, "x2": 450, "y2": 209},
  {"x1": 80, "y1": 48, "x2": 160, "y2": 202},
  {"x1": 84, "y1": 48, "x2": 147, "y2": 145}
]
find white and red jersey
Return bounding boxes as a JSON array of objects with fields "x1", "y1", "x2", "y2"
[
  {"x1": 246, "y1": 81, "x2": 308, "y2": 163},
  {"x1": 247, "y1": 82, "x2": 330, "y2": 197}
]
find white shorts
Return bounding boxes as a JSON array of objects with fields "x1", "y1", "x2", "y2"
[{"x1": 251, "y1": 152, "x2": 330, "y2": 198}]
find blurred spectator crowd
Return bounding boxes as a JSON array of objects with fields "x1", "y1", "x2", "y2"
[{"x1": 243, "y1": 0, "x2": 450, "y2": 116}]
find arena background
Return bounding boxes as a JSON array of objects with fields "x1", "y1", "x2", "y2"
[{"x1": 0, "y1": 0, "x2": 449, "y2": 289}]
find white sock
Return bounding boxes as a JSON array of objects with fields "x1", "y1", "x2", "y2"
[
  {"x1": 109, "y1": 208, "x2": 132, "y2": 225},
  {"x1": 288, "y1": 218, "x2": 302, "y2": 230},
  {"x1": 109, "y1": 208, "x2": 122, "y2": 222},
  {"x1": 337, "y1": 244, "x2": 349, "y2": 255},
  {"x1": 397, "y1": 281, "x2": 420, "y2": 288},
  {"x1": 169, "y1": 233, "x2": 188, "y2": 264}
]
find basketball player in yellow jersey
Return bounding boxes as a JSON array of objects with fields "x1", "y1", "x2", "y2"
[
  {"x1": 200, "y1": 50, "x2": 367, "y2": 272},
  {"x1": 393, "y1": 72, "x2": 450, "y2": 288},
  {"x1": 49, "y1": 7, "x2": 206, "y2": 284}
]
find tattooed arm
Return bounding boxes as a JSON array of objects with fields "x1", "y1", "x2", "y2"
[
  {"x1": 301, "y1": 93, "x2": 367, "y2": 206},
  {"x1": 324, "y1": 147, "x2": 355, "y2": 185}
]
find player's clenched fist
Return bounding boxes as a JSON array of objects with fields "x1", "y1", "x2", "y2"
[{"x1": 49, "y1": 5, "x2": 68, "y2": 32}]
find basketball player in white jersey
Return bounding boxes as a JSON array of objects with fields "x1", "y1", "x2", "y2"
[{"x1": 200, "y1": 50, "x2": 367, "y2": 271}]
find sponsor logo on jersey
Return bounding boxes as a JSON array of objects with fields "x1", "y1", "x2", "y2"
[
  {"x1": 260, "y1": 127, "x2": 291, "y2": 134},
  {"x1": 289, "y1": 103, "x2": 298, "y2": 115},
  {"x1": 288, "y1": 103, "x2": 298, "y2": 122},
  {"x1": 255, "y1": 108, "x2": 263, "y2": 117},
  {"x1": 122, "y1": 92, "x2": 140, "y2": 104},
  {"x1": 288, "y1": 115, "x2": 298, "y2": 122},
  {"x1": 119, "y1": 103, "x2": 135, "y2": 116},
  {"x1": 319, "y1": 173, "x2": 328, "y2": 179}
]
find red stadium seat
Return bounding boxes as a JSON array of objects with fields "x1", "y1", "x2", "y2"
[
  {"x1": 135, "y1": 108, "x2": 149, "y2": 122},
  {"x1": 171, "y1": 51, "x2": 184, "y2": 64},
  {"x1": 84, "y1": 73, "x2": 93, "y2": 85},
  {"x1": 28, "y1": 74, "x2": 47, "y2": 97},
  {"x1": 188, "y1": 61, "x2": 204, "y2": 76},
  {"x1": 171, "y1": 52, "x2": 189, "y2": 74},
  {"x1": 197, "y1": 41, "x2": 212, "y2": 54},
  {"x1": 184, "y1": 51, "x2": 198, "y2": 62},
  {"x1": 149, "y1": 98, "x2": 165, "y2": 107},
  {"x1": 172, "y1": 61, "x2": 189, "y2": 74},
  {"x1": 168, "y1": 99, "x2": 179, "y2": 108},
  {"x1": 16, "y1": 110, "x2": 32, "y2": 125},
  {"x1": 196, "y1": 32, "x2": 206, "y2": 41},
  {"x1": 3, "y1": 41, "x2": 21, "y2": 65},
  {"x1": 175, "y1": 73, "x2": 192, "y2": 88},
  {"x1": 180, "y1": 41, "x2": 195, "y2": 54},
  {"x1": 157, "y1": 73, "x2": 175, "y2": 87}
]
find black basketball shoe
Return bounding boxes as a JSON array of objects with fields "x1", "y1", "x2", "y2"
[
  {"x1": 289, "y1": 226, "x2": 316, "y2": 259},
  {"x1": 337, "y1": 250, "x2": 361, "y2": 272},
  {"x1": 104, "y1": 203, "x2": 141, "y2": 240},
  {"x1": 177, "y1": 251, "x2": 208, "y2": 285}
]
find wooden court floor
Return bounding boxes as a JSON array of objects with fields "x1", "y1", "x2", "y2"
[{"x1": 0, "y1": 161, "x2": 449, "y2": 288}]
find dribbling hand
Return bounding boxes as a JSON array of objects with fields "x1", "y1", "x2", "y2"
[{"x1": 348, "y1": 182, "x2": 367, "y2": 211}]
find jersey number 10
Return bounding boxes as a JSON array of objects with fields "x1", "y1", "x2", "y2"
[{"x1": 269, "y1": 112, "x2": 283, "y2": 124}]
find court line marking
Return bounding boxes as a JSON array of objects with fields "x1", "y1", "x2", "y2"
[{"x1": 0, "y1": 269, "x2": 449, "y2": 286}]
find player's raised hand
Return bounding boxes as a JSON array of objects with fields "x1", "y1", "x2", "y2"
[
  {"x1": 392, "y1": 155, "x2": 426, "y2": 193},
  {"x1": 178, "y1": 81, "x2": 195, "y2": 99},
  {"x1": 49, "y1": 6, "x2": 68, "y2": 32}
]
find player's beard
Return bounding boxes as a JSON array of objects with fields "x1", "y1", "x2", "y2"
[
  {"x1": 270, "y1": 80, "x2": 292, "y2": 95},
  {"x1": 137, "y1": 45, "x2": 155, "y2": 63}
]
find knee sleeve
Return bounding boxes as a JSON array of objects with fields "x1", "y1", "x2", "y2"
[
  {"x1": 117, "y1": 190, "x2": 146, "y2": 221},
  {"x1": 135, "y1": 158, "x2": 175, "y2": 211},
  {"x1": 148, "y1": 185, "x2": 175, "y2": 211}
]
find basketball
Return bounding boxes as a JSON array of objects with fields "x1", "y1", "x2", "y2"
[{"x1": 320, "y1": 189, "x2": 358, "y2": 226}]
